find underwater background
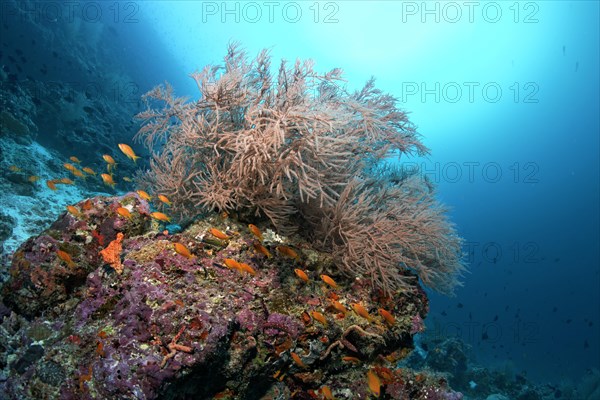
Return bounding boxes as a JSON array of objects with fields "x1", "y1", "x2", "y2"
[{"x1": 0, "y1": 1, "x2": 598, "y2": 399}]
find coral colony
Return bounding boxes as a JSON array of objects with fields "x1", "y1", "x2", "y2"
[{"x1": 0, "y1": 46, "x2": 465, "y2": 399}]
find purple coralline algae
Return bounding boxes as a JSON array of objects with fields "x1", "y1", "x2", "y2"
[{"x1": 0, "y1": 193, "x2": 463, "y2": 399}]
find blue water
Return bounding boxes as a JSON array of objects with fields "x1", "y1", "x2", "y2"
[{"x1": 2, "y1": 0, "x2": 598, "y2": 389}]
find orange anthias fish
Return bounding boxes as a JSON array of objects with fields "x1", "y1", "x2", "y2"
[
  {"x1": 238, "y1": 262, "x2": 256, "y2": 276},
  {"x1": 223, "y1": 258, "x2": 241, "y2": 271},
  {"x1": 66, "y1": 205, "x2": 81, "y2": 217},
  {"x1": 253, "y1": 243, "x2": 272, "y2": 258},
  {"x1": 294, "y1": 269, "x2": 309, "y2": 283},
  {"x1": 63, "y1": 163, "x2": 77, "y2": 172},
  {"x1": 378, "y1": 308, "x2": 396, "y2": 326},
  {"x1": 248, "y1": 224, "x2": 263, "y2": 241},
  {"x1": 103, "y1": 154, "x2": 117, "y2": 172},
  {"x1": 209, "y1": 228, "x2": 229, "y2": 240},
  {"x1": 9, "y1": 165, "x2": 21, "y2": 172},
  {"x1": 173, "y1": 242, "x2": 194, "y2": 259},
  {"x1": 28, "y1": 175, "x2": 40, "y2": 183},
  {"x1": 82, "y1": 167, "x2": 96, "y2": 175},
  {"x1": 310, "y1": 311, "x2": 328, "y2": 326},
  {"x1": 320, "y1": 386, "x2": 334, "y2": 400},
  {"x1": 136, "y1": 190, "x2": 152, "y2": 201},
  {"x1": 150, "y1": 212, "x2": 171, "y2": 222},
  {"x1": 118, "y1": 143, "x2": 140, "y2": 163},
  {"x1": 276, "y1": 245, "x2": 299, "y2": 260},
  {"x1": 100, "y1": 173, "x2": 116, "y2": 187},
  {"x1": 59, "y1": 178, "x2": 74, "y2": 185},
  {"x1": 352, "y1": 303, "x2": 373, "y2": 322},
  {"x1": 367, "y1": 370, "x2": 381, "y2": 397},
  {"x1": 290, "y1": 352, "x2": 306, "y2": 368},
  {"x1": 82, "y1": 199, "x2": 93, "y2": 210},
  {"x1": 69, "y1": 156, "x2": 81, "y2": 163},
  {"x1": 46, "y1": 180, "x2": 58, "y2": 191},
  {"x1": 329, "y1": 300, "x2": 348, "y2": 315},
  {"x1": 320, "y1": 274, "x2": 337, "y2": 289},
  {"x1": 116, "y1": 207, "x2": 133, "y2": 220},
  {"x1": 71, "y1": 168, "x2": 85, "y2": 178},
  {"x1": 56, "y1": 249, "x2": 75, "y2": 268},
  {"x1": 158, "y1": 194, "x2": 172, "y2": 206}
]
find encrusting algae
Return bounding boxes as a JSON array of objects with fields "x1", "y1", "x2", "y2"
[{"x1": 0, "y1": 192, "x2": 462, "y2": 399}]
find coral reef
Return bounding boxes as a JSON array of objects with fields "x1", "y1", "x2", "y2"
[
  {"x1": 135, "y1": 45, "x2": 465, "y2": 296},
  {"x1": 401, "y1": 334, "x2": 588, "y2": 400},
  {"x1": 0, "y1": 193, "x2": 462, "y2": 399}
]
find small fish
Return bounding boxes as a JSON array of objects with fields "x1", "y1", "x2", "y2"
[
  {"x1": 290, "y1": 352, "x2": 306, "y2": 368},
  {"x1": 66, "y1": 205, "x2": 81, "y2": 217},
  {"x1": 123, "y1": 177, "x2": 133, "y2": 182},
  {"x1": 158, "y1": 194, "x2": 172, "y2": 206},
  {"x1": 116, "y1": 207, "x2": 133, "y2": 220},
  {"x1": 102, "y1": 154, "x2": 116, "y2": 165},
  {"x1": 56, "y1": 249, "x2": 75, "y2": 268},
  {"x1": 253, "y1": 243, "x2": 272, "y2": 258},
  {"x1": 320, "y1": 274, "x2": 337, "y2": 289},
  {"x1": 59, "y1": 177, "x2": 74, "y2": 185},
  {"x1": 367, "y1": 370, "x2": 381, "y2": 397},
  {"x1": 209, "y1": 228, "x2": 229, "y2": 240},
  {"x1": 63, "y1": 162, "x2": 77, "y2": 172},
  {"x1": 248, "y1": 224, "x2": 263, "y2": 241},
  {"x1": 82, "y1": 167, "x2": 96, "y2": 175},
  {"x1": 71, "y1": 168, "x2": 85, "y2": 178},
  {"x1": 46, "y1": 180, "x2": 57, "y2": 191},
  {"x1": 310, "y1": 311, "x2": 328, "y2": 326},
  {"x1": 223, "y1": 258, "x2": 241, "y2": 271},
  {"x1": 103, "y1": 154, "x2": 117, "y2": 172},
  {"x1": 136, "y1": 190, "x2": 152, "y2": 201},
  {"x1": 238, "y1": 262, "x2": 256, "y2": 276},
  {"x1": 352, "y1": 303, "x2": 373, "y2": 322},
  {"x1": 150, "y1": 212, "x2": 171, "y2": 222},
  {"x1": 276, "y1": 245, "x2": 298, "y2": 260},
  {"x1": 321, "y1": 386, "x2": 334, "y2": 400},
  {"x1": 173, "y1": 242, "x2": 194, "y2": 259},
  {"x1": 294, "y1": 269, "x2": 309, "y2": 283},
  {"x1": 100, "y1": 173, "x2": 115, "y2": 187},
  {"x1": 69, "y1": 156, "x2": 81, "y2": 163},
  {"x1": 9, "y1": 165, "x2": 21, "y2": 172},
  {"x1": 82, "y1": 199, "x2": 93, "y2": 210},
  {"x1": 330, "y1": 300, "x2": 348, "y2": 315},
  {"x1": 28, "y1": 175, "x2": 40, "y2": 183},
  {"x1": 378, "y1": 308, "x2": 396, "y2": 326},
  {"x1": 118, "y1": 143, "x2": 140, "y2": 163},
  {"x1": 342, "y1": 356, "x2": 361, "y2": 364}
]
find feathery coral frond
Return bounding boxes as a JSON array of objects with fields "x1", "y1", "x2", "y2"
[{"x1": 135, "y1": 46, "x2": 465, "y2": 295}]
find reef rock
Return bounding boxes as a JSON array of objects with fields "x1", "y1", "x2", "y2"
[{"x1": 0, "y1": 193, "x2": 462, "y2": 399}]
